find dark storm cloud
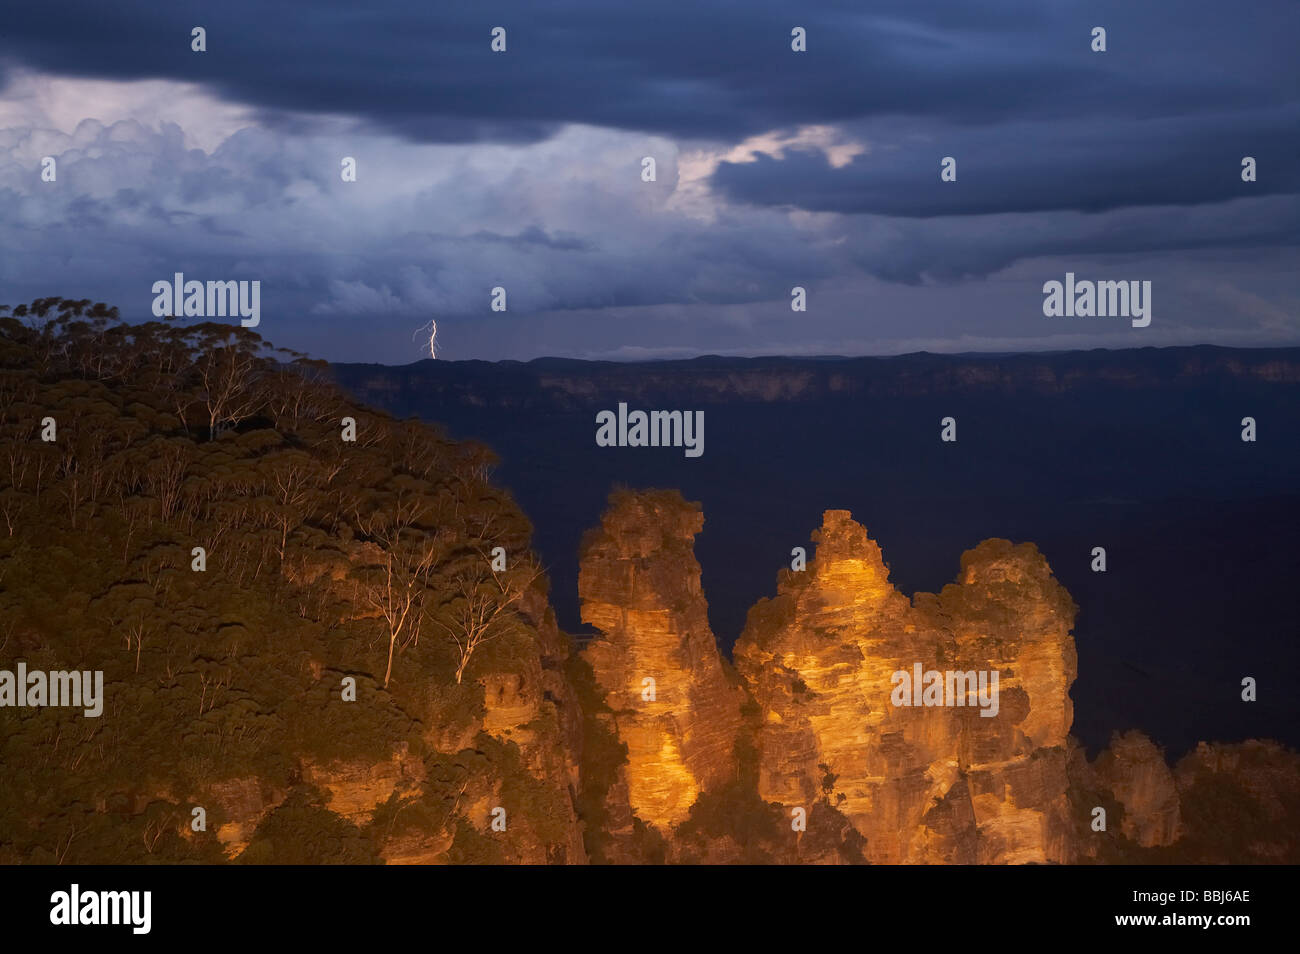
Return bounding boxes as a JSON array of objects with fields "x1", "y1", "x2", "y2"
[
  {"x1": 712, "y1": 109, "x2": 1300, "y2": 217},
  {"x1": 468, "y1": 226, "x2": 594, "y2": 253},
  {"x1": 0, "y1": 0, "x2": 1291, "y2": 147},
  {"x1": 0, "y1": 0, "x2": 1296, "y2": 361},
  {"x1": 834, "y1": 195, "x2": 1300, "y2": 284}
]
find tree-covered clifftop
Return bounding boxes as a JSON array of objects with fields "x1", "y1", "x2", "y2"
[{"x1": 0, "y1": 298, "x2": 587, "y2": 863}]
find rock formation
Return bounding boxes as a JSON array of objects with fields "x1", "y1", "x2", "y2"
[
  {"x1": 302, "y1": 743, "x2": 426, "y2": 826},
  {"x1": 1169, "y1": 740, "x2": 1300, "y2": 863},
  {"x1": 1068, "y1": 735, "x2": 1300, "y2": 863},
  {"x1": 578, "y1": 489, "x2": 746, "y2": 832},
  {"x1": 380, "y1": 583, "x2": 588, "y2": 866},
  {"x1": 1089, "y1": 731, "x2": 1182, "y2": 848},
  {"x1": 205, "y1": 777, "x2": 286, "y2": 858},
  {"x1": 734, "y1": 510, "x2": 1078, "y2": 864}
]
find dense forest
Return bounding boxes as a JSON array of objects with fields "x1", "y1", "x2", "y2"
[{"x1": 0, "y1": 298, "x2": 587, "y2": 863}]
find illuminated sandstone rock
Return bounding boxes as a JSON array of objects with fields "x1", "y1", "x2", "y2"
[
  {"x1": 301, "y1": 742, "x2": 425, "y2": 825},
  {"x1": 205, "y1": 776, "x2": 285, "y2": 858},
  {"x1": 579, "y1": 489, "x2": 745, "y2": 830},
  {"x1": 734, "y1": 510, "x2": 1077, "y2": 864}
]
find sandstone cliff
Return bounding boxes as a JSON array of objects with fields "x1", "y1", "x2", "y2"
[
  {"x1": 567, "y1": 493, "x2": 1300, "y2": 865},
  {"x1": 330, "y1": 347, "x2": 1300, "y2": 417},
  {"x1": 734, "y1": 510, "x2": 1078, "y2": 864},
  {"x1": 1074, "y1": 731, "x2": 1182, "y2": 850},
  {"x1": 1069, "y1": 734, "x2": 1300, "y2": 863},
  {"x1": 578, "y1": 490, "x2": 746, "y2": 836},
  {"x1": 374, "y1": 582, "x2": 587, "y2": 865}
]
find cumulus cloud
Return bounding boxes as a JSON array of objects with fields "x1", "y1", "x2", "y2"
[{"x1": 0, "y1": 79, "x2": 848, "y2": 356}]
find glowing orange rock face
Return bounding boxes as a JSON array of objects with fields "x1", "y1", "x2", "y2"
[
  {"x1": 578, "y1": 493, "x2": 1080, "y2": 862},
  {"x1": 734, "y1": 510, "x2": 1078, "y2": 864},
  {"x1": 579, "y1": 489, "x2": 745, "y2": 830}
]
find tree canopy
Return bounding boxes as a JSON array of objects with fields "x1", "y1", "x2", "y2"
[{"x1": 0, "y1": 299, "x2": 556, "y2": 863}]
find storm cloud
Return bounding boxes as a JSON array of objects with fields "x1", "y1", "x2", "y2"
[{"x1": 0, "y1": 0, "x2": 1295, "y2": 361}]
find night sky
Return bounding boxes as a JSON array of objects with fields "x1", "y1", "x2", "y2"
[{"x1": 1, "y1": 1, "x2": 1296, "y2": 362}]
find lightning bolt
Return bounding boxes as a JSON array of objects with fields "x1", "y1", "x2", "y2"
[{"x1": 413, "y1": 318, "x2": 439, "y2": 359}]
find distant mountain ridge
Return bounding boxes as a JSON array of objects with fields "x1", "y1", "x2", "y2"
[{"x1": 331, "y1": 346, "x2": 1300, "y2": 416}]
